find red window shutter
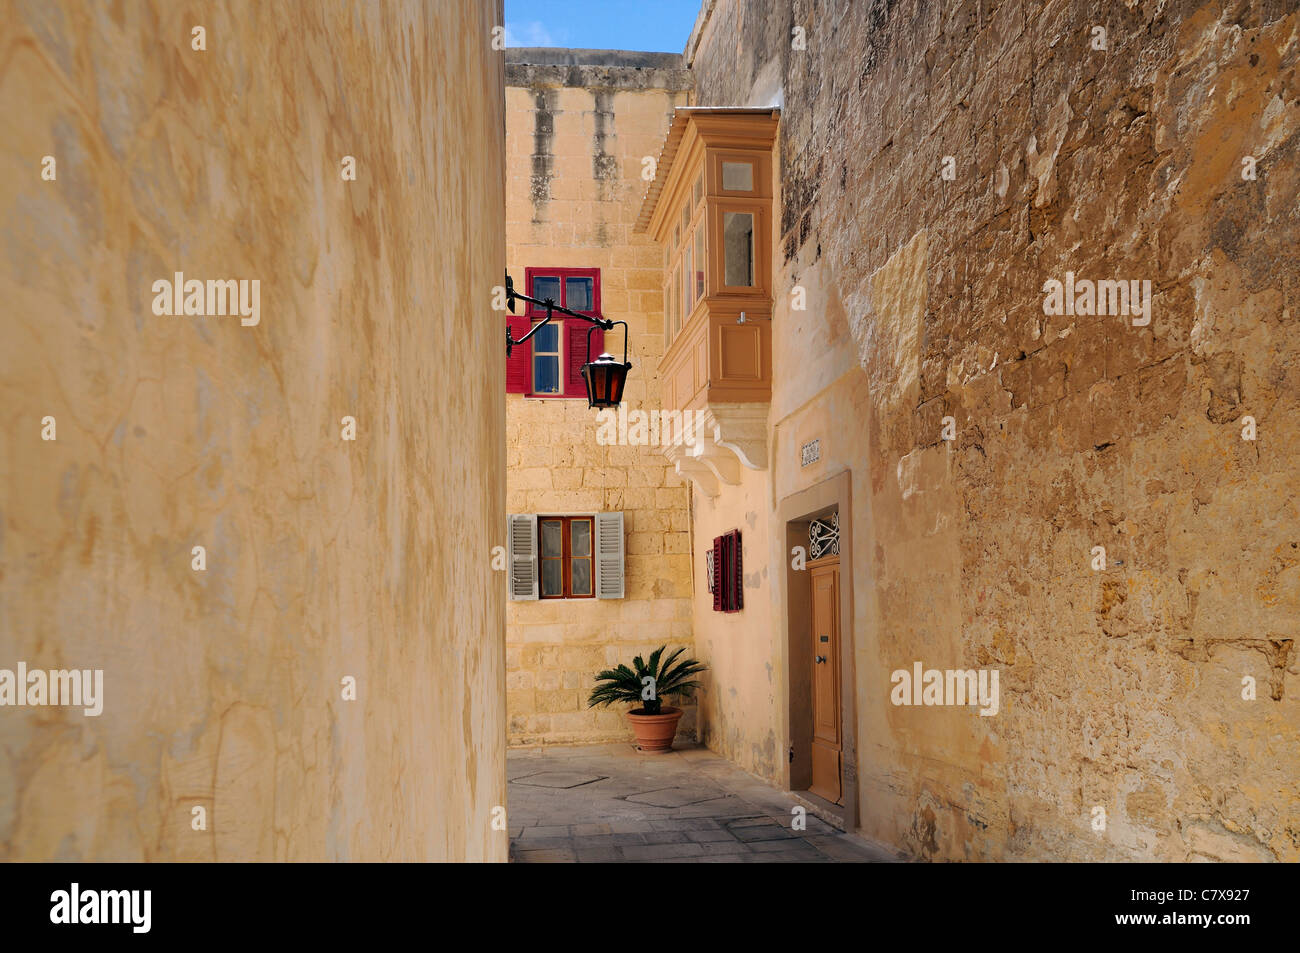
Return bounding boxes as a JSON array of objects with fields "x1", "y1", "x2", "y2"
[
  {"x1": 506, "y1": 315, "x2": 531, "y2": 394},
  {"x1": 567, "y1": 323, "x2": 602, "y2": 398},
  {"x1": 712, "y1": 536, "x2": 723, "y2": 612},
  {"x1": 731, "y1": 530, "x2": 743, "y2": 612}
]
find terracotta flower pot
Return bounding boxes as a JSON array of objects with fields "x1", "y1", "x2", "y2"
[{"x1": 626, "y1": 706, "x2": 683, "y2": 753}]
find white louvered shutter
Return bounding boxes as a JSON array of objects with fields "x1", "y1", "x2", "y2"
[
  {"x1": 594, "y1": 511, "x2": 625, "y2": 599},
  {"x1": 507, "y1": 514, "x2": 539, "y2": 601}
]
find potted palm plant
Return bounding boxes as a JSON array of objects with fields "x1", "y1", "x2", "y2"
[{"x1": 587, "y1": 645, "x2": 706, "y2": 752}]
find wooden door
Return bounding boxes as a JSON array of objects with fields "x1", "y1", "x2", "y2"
[{"x1": 809, "y1": 559, "x2": 842, "y2": 804}]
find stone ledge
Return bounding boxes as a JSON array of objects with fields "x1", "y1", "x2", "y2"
[{"x1": 507, "y1": 61, "x2": 694, "y2": 91}]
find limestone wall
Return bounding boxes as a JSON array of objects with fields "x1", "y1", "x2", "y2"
[
  {"x1": 0, "y1": 0, "x2": 507, "y2": 861},
  {"x1": 689, "y1": 0, "x2": 1300, "y2": 861},
  {"x1": 505, "y1": 55, "x2": 696, "y2": 745}
]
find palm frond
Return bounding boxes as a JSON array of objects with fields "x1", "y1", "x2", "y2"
[{"x1": 587, "y1": 644, "x2": 707, "y2": 709}]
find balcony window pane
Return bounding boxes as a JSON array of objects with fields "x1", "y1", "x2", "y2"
[
  {"x1": 693, "y1": 171, "x2": 704, "y2": 208},
  {"x1": 723, "y1": 212, "x2": 755, "y2": 287},
  {"x1": 722, "y1": 161, "x2": 754, "y2": 192},
  {"x1": 676, "y1": 267, "x2": 686, "y2": 335},
  {"x1": 684, "y1": 244, "x2": 693, "y2": 313},
  {"x1": 694, "y1": 228, "x2": 705, "y2": 299}
]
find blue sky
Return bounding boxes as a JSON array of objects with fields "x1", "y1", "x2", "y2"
[{"x1": 505, "y1": 0, "x2": 702, "y2": 53}]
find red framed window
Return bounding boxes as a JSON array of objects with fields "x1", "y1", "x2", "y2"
[{"x1": 505, "y1": 268, "x2": 603, "y2": 398}]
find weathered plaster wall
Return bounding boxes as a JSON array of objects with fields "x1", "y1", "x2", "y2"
[
  {"x1": 505, "y1": 56, "x2": 696, "y2": 746},
  {"x1": 690, "y1": 0, "x2": 1300, "y2": 860},
  {"x1": 0, "y1": 0, "x2": 507, "y2": 861},
  {"x1": 689, "y1": 467, "x2": 778, "y2": 778}
]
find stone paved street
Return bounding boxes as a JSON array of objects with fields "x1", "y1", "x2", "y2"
[{"x1": 508, "y1": 743, "x2": 899, "y2": 863}]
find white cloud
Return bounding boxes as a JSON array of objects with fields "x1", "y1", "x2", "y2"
[{"x1": 504, "y1": 20, "x2": 566, "y2": 47}]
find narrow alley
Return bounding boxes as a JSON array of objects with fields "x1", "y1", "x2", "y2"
[{"x1": 508, "y1": 744, "x2": 894, "y2": 863}]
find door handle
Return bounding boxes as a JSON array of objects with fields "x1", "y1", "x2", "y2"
[{"x1": 815, "y1": 655, "x2": 826, "y2": 664}]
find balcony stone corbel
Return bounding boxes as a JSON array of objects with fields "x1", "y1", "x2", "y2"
[
  {"x1": 704, "y1": 403, "x2": 768, "y2": 472},
  {"x1": 686, "y1": 436, "x2": 741, "y2": 485},
  {"x1": 671, "y1": 452, "x2": 720, "y2": 498}
]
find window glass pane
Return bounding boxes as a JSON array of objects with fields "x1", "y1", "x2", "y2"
[
  {"x1": 684, "y1": 245, "x2": 693, "y2": 312},
  {"x1": 723, "y1": 212, "x2": 754, "y2": 287},
  {"x1": 533, "y1": 353, "x2": 559, "y2": 393},
  {"x1": 693, "y1": 171, "x2": 704, "y2": 207},
  {"x1": 532, "y1": 275, "x2": 560, "y2": 305},
  {"x1": 681, "y1": 205, "x2": 690, "y2": 237},
  {"x1": 541, "y1": 560, "x2": 562, "y2": 596},
  {"x1": 672, "y1": 268, "x2": 681, "y2": 334},
  {"x1": 571, "y1": 560, "x2": 592, "y2": 596},
  {"x1": 571, "y1": 520, "x2": 591, "y2": 558},
  {"x1": 532, "y1": 322, "x2": 558, "y2": 351},
  {"x1": 722, "y1": 161, "x2": 753, "y2": 191},
  {"x1": 566, "y1": 277, "x2": 594, "y2": 312},
  {"x1": 540, "y1": 520, "x2": 563, "y2": 557},
  {"x1": 694, "y1": 228, "x2": 705, "y2": 299}
]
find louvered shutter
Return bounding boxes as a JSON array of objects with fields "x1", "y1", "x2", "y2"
[
  {"x1": 731, "y1": 530, "x2": 743, "y2": 612},
  {"x1": 567, "y1": 323, "x2": 602, "y2": 398},
  {"x1": 507, "y1": 514, "x2": 538, "y2": 600},
  {"x1": 594, "y1": 511, "x2": 624, "y2": 599},
  {"x1": 506, "y1": 316, "x2": 532, "y2": 394},
  {"x1": 712, "y1": 536, "x2": 723, "y2": 611}
]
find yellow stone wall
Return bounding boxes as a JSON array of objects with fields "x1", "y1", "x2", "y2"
[
  {"x1": 505, "y1": 58, "x2": 696, "y2": 746},
  {"x1": 0, "y1": 0, "x2": 507, "y2": 861}
]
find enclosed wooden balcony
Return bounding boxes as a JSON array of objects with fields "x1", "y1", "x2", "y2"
[{"x1": 635, "y1": 108, "x2": 779, "y2": 496}]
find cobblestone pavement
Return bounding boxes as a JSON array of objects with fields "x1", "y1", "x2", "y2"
[{"x1": 508, "y1": 743, "x2": 899, "y2": 863}]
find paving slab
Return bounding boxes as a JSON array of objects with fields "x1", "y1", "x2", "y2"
[
  {"x1": 624, "y1": 785, "x2": 728, "y2": 808},
  {"x1": 512, "y1": 771, "x2": 609, "y2": 789}
]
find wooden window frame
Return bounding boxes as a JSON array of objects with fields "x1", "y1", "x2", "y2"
[
  {"x1": 709, "y1": 200, "x2": 767, "y2": 296},
  {"x1": 665, "y1": 192, "x2": 708, "y2": 351},
  {"x1": 530, "y1": 319, "x2": 563, "y2": 396},
  {"x1": 538, "y1": 515, "x2": 595, "y2": 600}
]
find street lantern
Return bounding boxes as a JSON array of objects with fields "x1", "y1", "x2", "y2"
[
  {"x1": 503, "y1": 271, "x2": 632, "y2": 408},
  {"x1": 579, "y1": 325, "x2": 631, "y2": 409}
]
